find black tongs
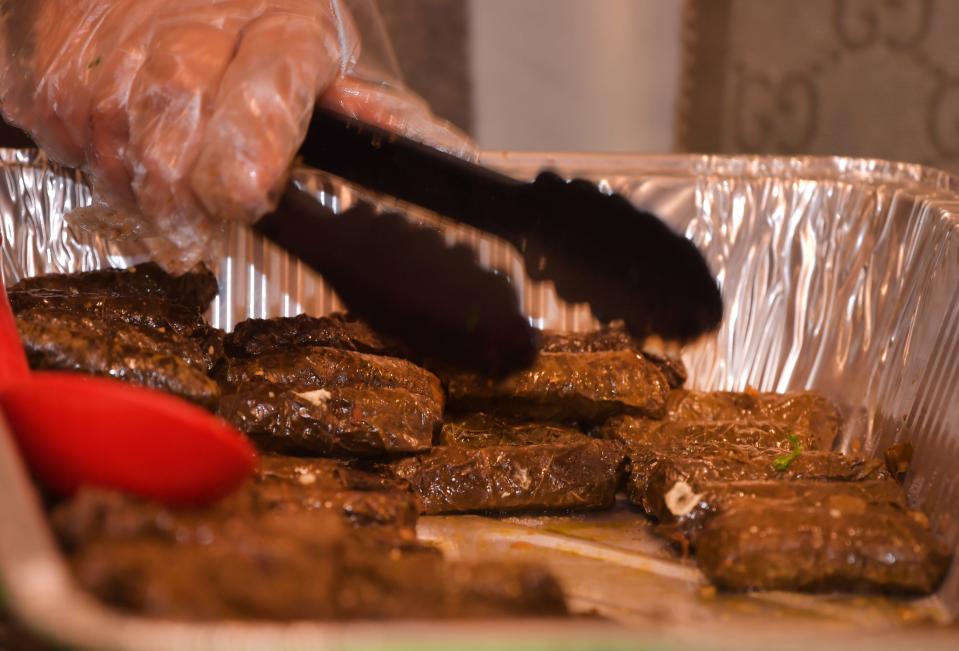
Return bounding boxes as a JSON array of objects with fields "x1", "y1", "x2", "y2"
[{"x1": 255, "y1": 109, "x2": 722, "y2": 376}]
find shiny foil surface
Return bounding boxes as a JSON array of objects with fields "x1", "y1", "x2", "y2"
[{"x1": 3, "y1": 149, "x2": 959, "y2": 648}]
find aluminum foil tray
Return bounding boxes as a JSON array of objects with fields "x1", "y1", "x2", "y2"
[{"x1": 2, "y1": 150, "x2": 959, "y2": 651}]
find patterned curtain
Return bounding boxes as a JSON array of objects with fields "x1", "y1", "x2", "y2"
[{"x1": 677, "y1": 0, "x2": 959, "y2": 172}]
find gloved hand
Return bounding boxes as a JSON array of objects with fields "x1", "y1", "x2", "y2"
[{"x1": 0, "y1": 0, "x2": 473, "y2": 268}]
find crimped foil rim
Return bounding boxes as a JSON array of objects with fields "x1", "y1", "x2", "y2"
[{"x1": 3, "y1": 146, "x2": 958, "y2": 194}]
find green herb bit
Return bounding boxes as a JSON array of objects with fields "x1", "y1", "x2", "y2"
[
  {"x1": 771, "y1": 434, "x2": 803, "y2": 471},
  {"x1": 88, "y1": 55, "x2": 102, "y2": 69}
]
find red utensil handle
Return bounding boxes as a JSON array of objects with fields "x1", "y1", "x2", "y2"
[
  {"x1": 0, "y1": 251, "x2": 30, "y2": 389},
  {"x1": 2, "y1": 373, "x2": 257, "y2": 505}
]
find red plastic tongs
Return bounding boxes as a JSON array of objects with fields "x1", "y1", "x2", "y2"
[{"x1": 0, "y1": 267, "x2": 255, "y2": 505}]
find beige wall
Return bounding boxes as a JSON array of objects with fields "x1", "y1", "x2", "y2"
[{"x1": 469, "y1": 0, "x2": 683, "y2": 153}]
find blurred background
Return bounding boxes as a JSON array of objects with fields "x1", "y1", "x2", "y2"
[
  {"x1": 1, "y1": 0, "x2": 954, "y2": 171},
  {"x1": 380, "y1": 0, "x2": 681, "y2": 152},
  {"x1": 380, "y1": 0, "x2": 959, "y2": 172}
]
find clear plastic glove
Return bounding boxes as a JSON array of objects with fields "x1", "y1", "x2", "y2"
[{"x1": 0, "y1": 0, "x2": 474, "y2": 268}]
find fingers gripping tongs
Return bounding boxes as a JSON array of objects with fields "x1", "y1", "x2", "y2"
[{"x1": 255, "y1": 109, "x2": 723, "y2": 376}]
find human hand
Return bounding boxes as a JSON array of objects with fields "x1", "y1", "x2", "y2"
[{"x1": 0, "y1": 0, "x2": 473, "y2": 267}]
